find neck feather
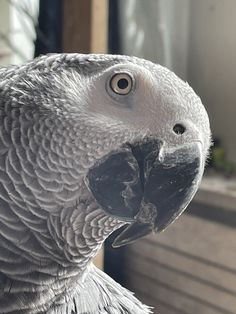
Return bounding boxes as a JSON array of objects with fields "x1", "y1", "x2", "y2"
[{"x1": 0, "y1": 200, "x2": 124, "y2": 313}]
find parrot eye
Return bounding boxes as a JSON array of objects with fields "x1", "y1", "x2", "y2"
[
  {"x1": 110, "y1": 73, "x2": 133, "y2": 95},
  {"x1": 173, "y1": 124, "x2": 186, "y2": 135}
]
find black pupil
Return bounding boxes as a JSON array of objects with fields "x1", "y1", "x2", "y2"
[
  {"x1": 117, "y1": 78, "x2": 129, "y2": 90},
  {"x1": 173, "y1": 124, "x2": 186, "y2": 135}
]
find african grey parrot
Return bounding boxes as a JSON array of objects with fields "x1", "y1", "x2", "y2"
[{"x1": 0, "y1": 54, "x2": 211, "y2": 313}]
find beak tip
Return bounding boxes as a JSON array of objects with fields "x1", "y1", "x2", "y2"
[
  {"x1": 112, "y1": 222, "x2": 153, "y2": 248},
  {"x1": 112, "y1": 240, "x2": 125, "y2": 249}
]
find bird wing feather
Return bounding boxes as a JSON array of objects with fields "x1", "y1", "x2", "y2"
[{"x1": 49, "y1": 264, "x2": 152, "y2": 314}]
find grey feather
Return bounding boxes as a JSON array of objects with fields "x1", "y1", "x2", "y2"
[
  {"x1": 48, "y1": 264, "x2": 152, "y2": 314},
  {"x1": 0, "y1": 53, "x2": 210, "y2": 313}
]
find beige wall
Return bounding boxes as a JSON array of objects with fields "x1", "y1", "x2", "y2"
[
  {"x1": 119, "y1": 0, "x2": 190, "y2": 80},
  {"x1": 188, "y1": 0, "x2": 236, "y2": 162},
  {"x1": 0, "y1": 0, "x2": 11, "y2": 65}
]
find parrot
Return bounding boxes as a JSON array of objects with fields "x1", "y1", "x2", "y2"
[{"x1": 0, "y1": 53, "x2": 211, "y2": 314}]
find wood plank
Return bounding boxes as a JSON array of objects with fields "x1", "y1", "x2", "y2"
[
  {"x1": 127, "y1": 239, "x2": 236, "y2": 295},
  {"x1": 147, "y1": 213, "x2": 236, "y2": 272},
  {"x1": 90, "y1": 0, "x2": 108, "y2": 53},
  {"x1": 124, "y1": 254, "x2": 236, "y2": 313},
  {"x1": 63, "y1": 0, "x2": 91, "y2": 53},
  {"x1": 63, "y1": 0, "x2": 108, "y2": 53},
  {"x1": 124, "y1": 270, "x2": 234, "y2": 314},
  {"x1": 130, "y1": 288, "x2": 189, "y2": 314}
]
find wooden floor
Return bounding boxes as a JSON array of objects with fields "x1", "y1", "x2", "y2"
[{"x1": 119, "y1": 201, "x2": 236, "y2": 314}]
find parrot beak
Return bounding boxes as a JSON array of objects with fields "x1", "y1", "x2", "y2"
[{"x1": 86, "y1": 139, "x2": 204, "y2": 248}]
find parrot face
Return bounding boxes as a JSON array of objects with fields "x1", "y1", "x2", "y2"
[
  {"x1": 75, "y1": 57, "x2": 211, "y2": 247},
  {"x1": 32, "y1": 54, "x2": 210, "y2": 248},
  {"x1": 0, "y1": 53, "x2": 211, "y2": 255}
]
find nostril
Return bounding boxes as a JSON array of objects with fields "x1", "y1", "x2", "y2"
[{"x1": 173, "y1": 124, "x2": 186, "y2": 135}]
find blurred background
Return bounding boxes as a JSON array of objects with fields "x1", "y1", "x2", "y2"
[{"x1": 0, "y1": 0, "x2": 236, "y2": 313}]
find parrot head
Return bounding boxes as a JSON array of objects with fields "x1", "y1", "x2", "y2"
[
  {"x1": 70, "y1": 54, "x2": 211, "y2": 247},
  {"x1": 0, "y1": 53, "x2": 212, "y2": 313},
  {"x1": 5, "y1": 53, "x2": 211, "y2": 250}
]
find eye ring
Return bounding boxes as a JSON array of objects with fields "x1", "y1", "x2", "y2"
[{"x1": 110, "y1": 73, "x2": 133, "y2": 95}]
